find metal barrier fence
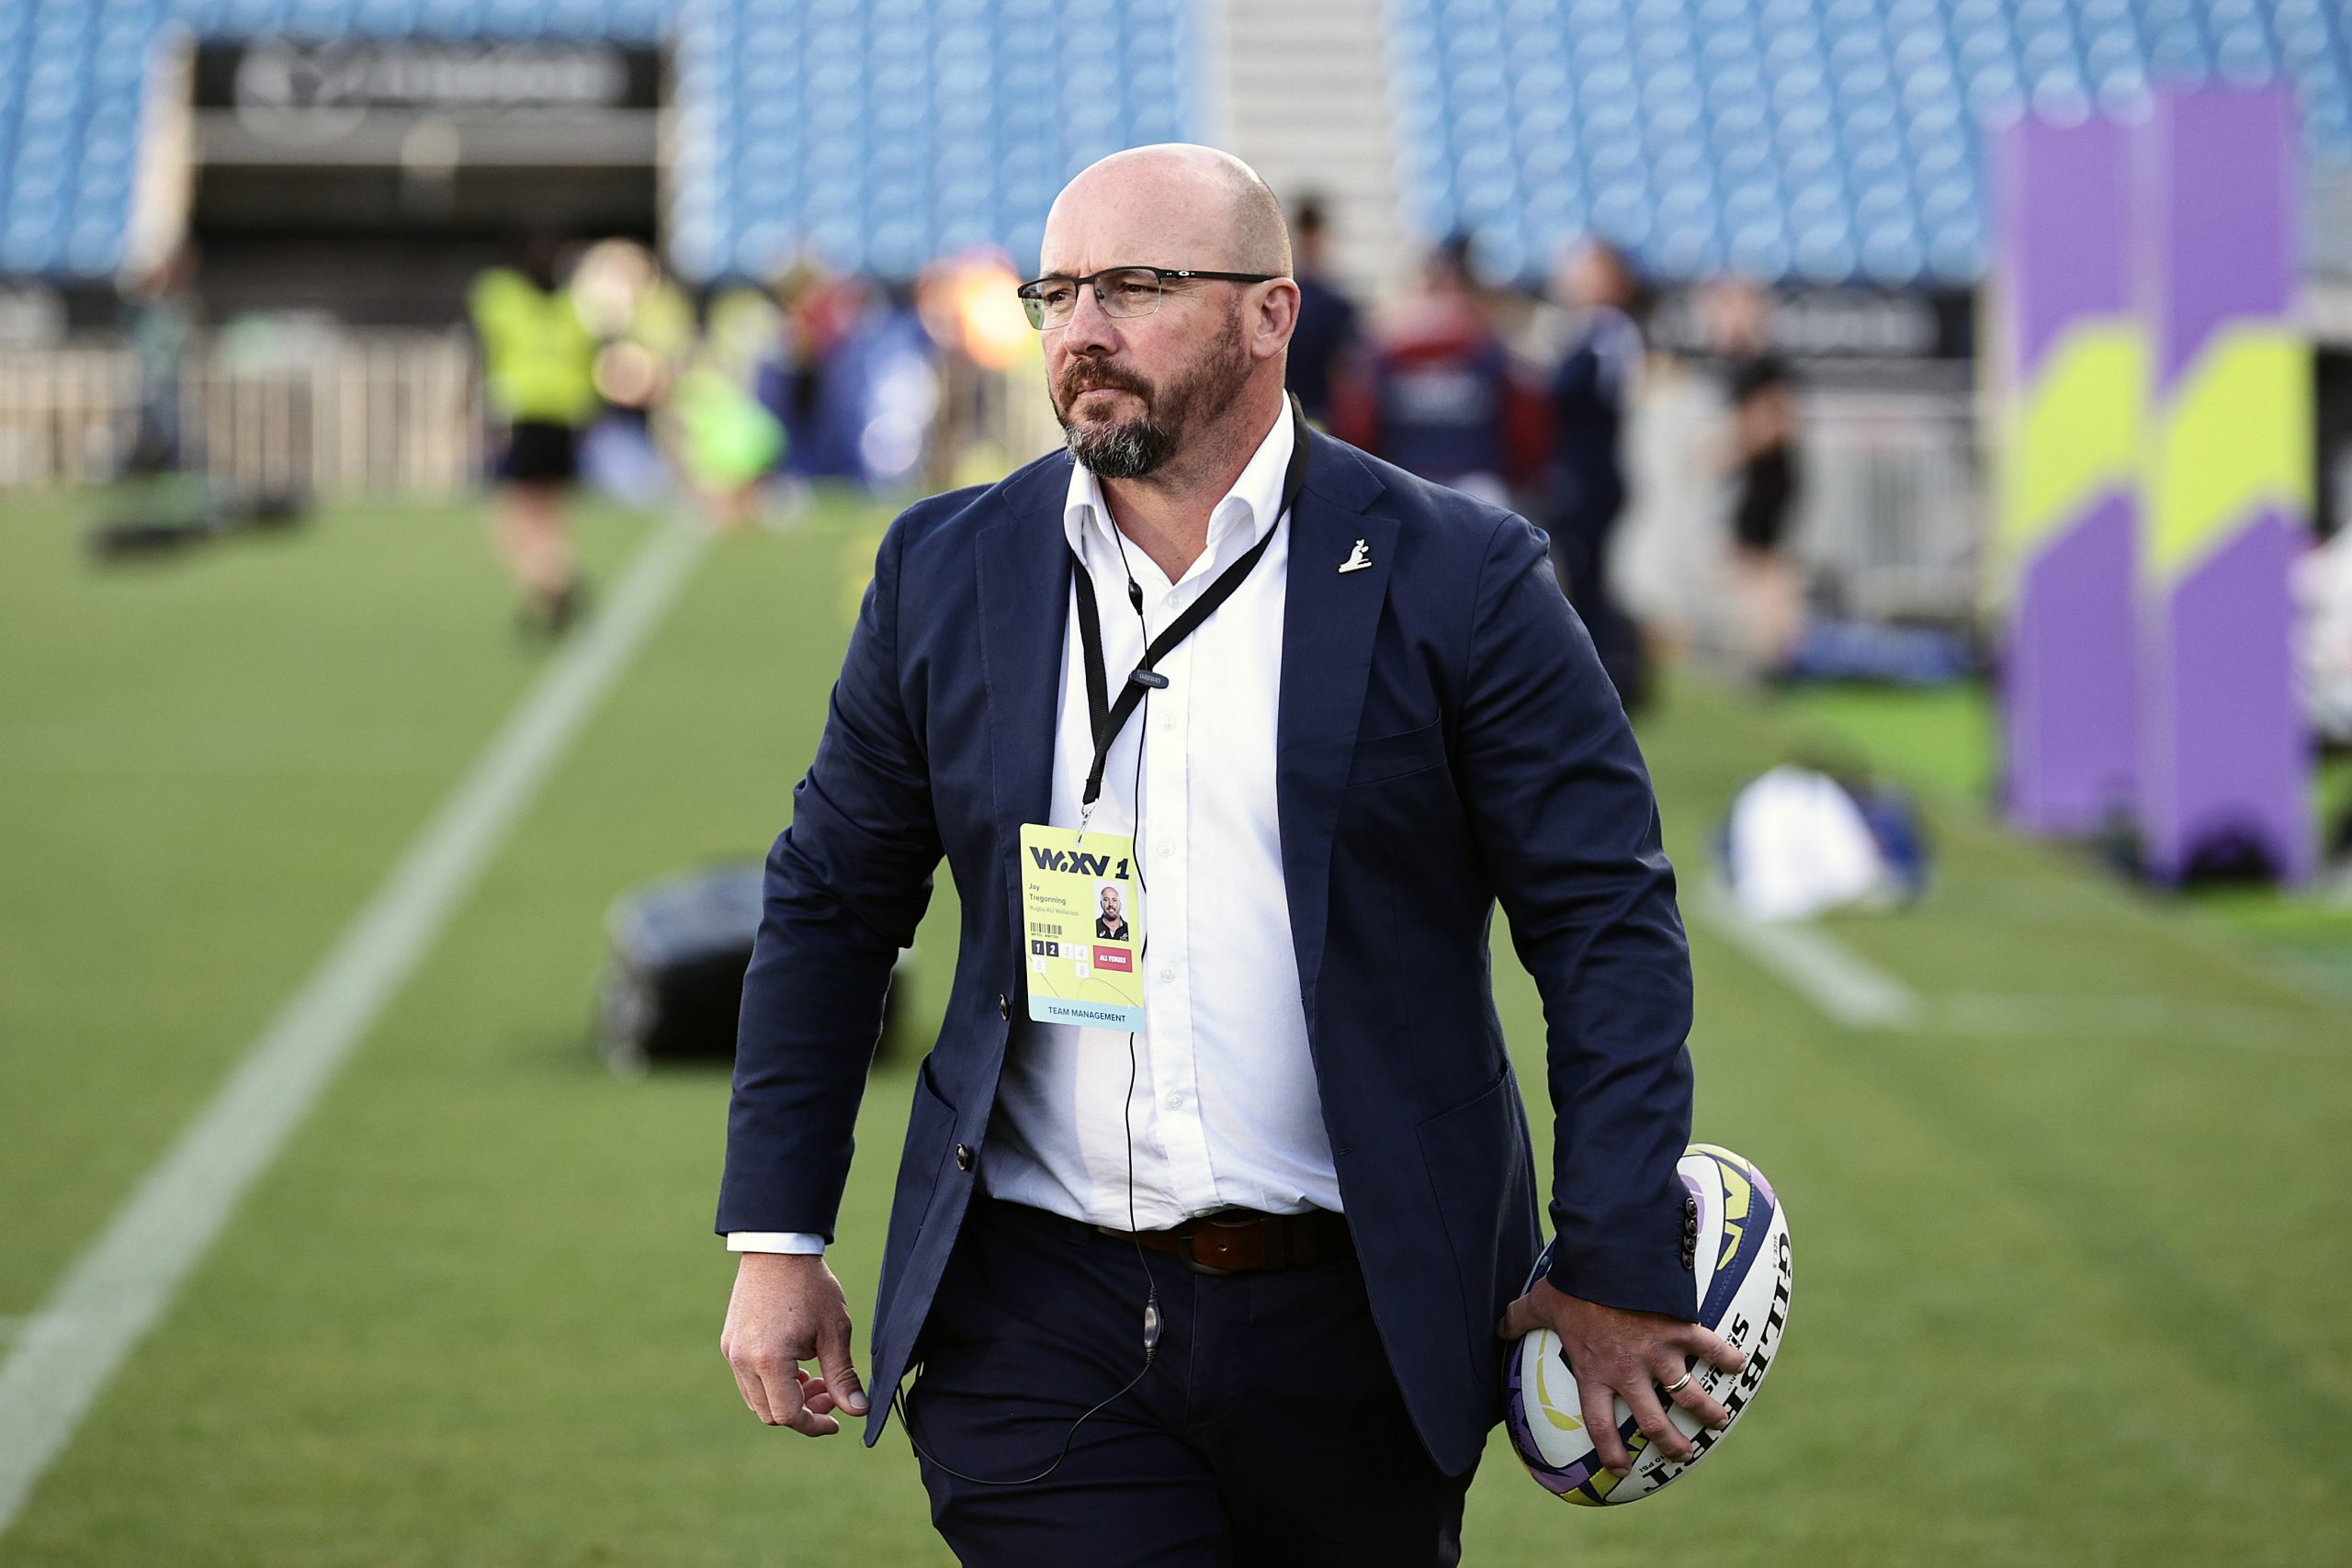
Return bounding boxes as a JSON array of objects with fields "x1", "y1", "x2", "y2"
[
  {"x1": 1622, "y1": 375, "x2": 1984, "y2": 639},
  {"x1": 0, "y1": 344, "x2": 136, "y2": 487},
  {"x1": 1792, "y1": 387, "x2": 1984, "y2": 625},
  {"x1": 0, "y1": 333, "x2": 481, "y2": 496},
  {"x1": 2, "y1": 333, "x2": 1985, "y2": 628}
]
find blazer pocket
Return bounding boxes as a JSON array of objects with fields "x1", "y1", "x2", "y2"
[
  {"x1": 1347, "y1": 719, "x2": 1447, "y2": 785},
  {"x1": 1416, "y1": 1066, "x2": 1520, "y2": 1362},
  {"x1": 900, "y1": 1057, "x2": 960, "y2": 1230}
]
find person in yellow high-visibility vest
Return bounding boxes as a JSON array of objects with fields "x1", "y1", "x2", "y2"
[{"x1": 469, "y1": 239, "x2": 600, "y2": 631}]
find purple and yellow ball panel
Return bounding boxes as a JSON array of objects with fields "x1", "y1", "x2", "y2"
[
  {"x1": 1990, "y1": 116, "x2": 2142, "y2": 837},
  {"x1": 1687, "y1": 1144, "x2": 1776, "y2": 1326},
  {"x1": 2134, "y1": 86, "x2": 2315, "y2": 884},
  {"x1": 1501, "y1": 1368, "x2": 1611, "y2": 1499},
  {"x1": 1501, "y1": 1239, "x2": 1624, "y2": 1499}
]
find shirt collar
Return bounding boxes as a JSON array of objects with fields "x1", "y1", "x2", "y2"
[{"x1": 1061, "y1": 400, "x2": 1295, "y2": 580}]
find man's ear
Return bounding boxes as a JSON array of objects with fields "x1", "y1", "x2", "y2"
[{"x1": 1251, "y1": 279, "x2": 1301, "y2": 363}]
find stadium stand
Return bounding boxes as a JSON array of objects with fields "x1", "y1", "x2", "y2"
[
  {"x1": 0, "y1": 0, "x2": 671, "y2": 280},
  {"x1": 2, "y1": 0, "x2": 2346, "y2": 290},
  {"x1": 1388, "y1": 0, "x2": 2352, "y2": 288},
  {"x1": 0, "y1": 0, "x2": 1192, "y2": 285},
  {"x1": 670, "y1": 0, "x2": 1195, "y2": 280}
]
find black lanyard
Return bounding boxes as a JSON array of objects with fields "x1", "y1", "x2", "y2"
[{"x1": 1069, "y1": 394, "x2": 1312, "y2": 813}]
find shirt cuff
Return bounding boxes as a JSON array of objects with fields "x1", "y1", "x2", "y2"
[{"x1": 727, "y1": 1232, "x2": 827, "y2": 1255}]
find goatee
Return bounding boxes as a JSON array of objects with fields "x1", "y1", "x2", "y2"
[
  {"x1": 1067, "y1": 413, "x2": 1178, "y2": 479},
  {"x1": 1056, "y1": 304, "x2": 1250, "y2": 480}
]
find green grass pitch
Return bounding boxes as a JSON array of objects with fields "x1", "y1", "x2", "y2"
[{"x1": 3, "y1": 490, "x2": 2349, "y2": 1563}]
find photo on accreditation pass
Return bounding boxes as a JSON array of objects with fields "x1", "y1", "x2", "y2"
[{"x1": 1094, "y1": 882, "x2": 1134, "y2": 943}]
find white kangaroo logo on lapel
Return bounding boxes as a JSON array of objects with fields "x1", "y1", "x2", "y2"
[{"x1": 1338, "y1": 538, "x2": 1373, "y2": 574}]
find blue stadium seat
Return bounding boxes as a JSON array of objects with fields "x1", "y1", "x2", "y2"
[
  {"x1": 4, "y1": 0, "x2": 2351, "y2": 288},
  {"x1": 654, "y1": 2, "x2": 1201, "y2": 277},
  {"x1": 1397, "y1": 0, "x2": 2352, "y2": 287}
]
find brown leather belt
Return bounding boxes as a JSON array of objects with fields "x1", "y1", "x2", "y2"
[{"x1": 1095, "y1": 1207, "x2": 1354, "y2": 1276}]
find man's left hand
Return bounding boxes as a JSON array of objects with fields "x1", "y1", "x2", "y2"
[{"x1": 1496, "y1": 1278, "x2": 1746, "y2": 1475}]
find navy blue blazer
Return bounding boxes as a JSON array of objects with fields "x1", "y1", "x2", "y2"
[{"x1": 718, "y1": 429, "x2": 1696, "y2": 1477}]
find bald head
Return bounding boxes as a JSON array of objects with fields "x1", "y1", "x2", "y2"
[
  {"x1": 1035, "y1": 144, "x2": 1301, "y2": 491},
  {"x1": 1045, "y1": 144, "x2": 1292, "y2": 278}
]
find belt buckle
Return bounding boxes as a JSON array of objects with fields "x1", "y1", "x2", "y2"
[
  {"x1": 1097, "y1": 1221, "x2": 1245, "y2": 1275},
  {"x1": 1182, "y1": 1213, "x2": 1263, "y2": 1276}
]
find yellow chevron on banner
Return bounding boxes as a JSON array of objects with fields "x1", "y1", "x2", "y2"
[
  {"x1": 1999, "y1": 321, "x2": 2145, "y2": 570},
  {"x1": 2146, "y1": 326, "x2": 2313, "y2": 581}
]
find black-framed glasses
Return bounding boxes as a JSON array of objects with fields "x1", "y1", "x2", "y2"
[{"x1": 1015, "y1": 265, "x2": 1283, "y2": 330}]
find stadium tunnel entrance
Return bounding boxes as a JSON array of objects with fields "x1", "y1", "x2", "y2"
[{"x1": 159, "y1": 35, "x2": 664, "y2": 327}]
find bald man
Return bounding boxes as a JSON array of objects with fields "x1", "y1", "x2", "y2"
[{"x1": 718, "y1": 145, "x2": 1736, "y2": 1566}]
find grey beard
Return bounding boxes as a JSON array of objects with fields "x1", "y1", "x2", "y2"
[{"x1": 1065, "y1": 415, "x2": 1177, "y2": 479}]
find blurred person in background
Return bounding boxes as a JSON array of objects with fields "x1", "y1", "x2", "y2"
[
  {"x1": 1333, "y1": 234, "x2": 1544, "y2": 507},
  {"x1": 573, "y1": 238, "x2": 698, "y2": 512},
  {"x1": 758, "y1": 259, "x2": 870, "y2": 484},
  {"x1": 121, "y1": 240, "x2": 201, "y2": 478},
  {"x1": 1703, "y1": 276, "x2": 1804, "y2": 672},
  {"x1": 754, "y1": 265, "x2": 941, "y2": 495},
  {"x1": 853, "y1": 279, "x2": 947, "y2": 492},
  {"x1": 1543, "y1": 237, "x2": 1649, "y2": 712},
  {"x1": 469, "y1": 234, "x2": 600, "y2": 633},
  {"x1": 914, "y1": 249, "x2": 1038, "y2": 490},
  {"x1": 667, "y1": 284, "x2": 787, "y2": 529},
  {"x1": 1283, "y1": 193, "x2": 1361, "y2": 424}
]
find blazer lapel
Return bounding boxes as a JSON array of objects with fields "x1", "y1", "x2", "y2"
[
  {"x1": 1278, "y1": 434, "x2": 1395, "y2": 1032},
  {"x1": 976, "y1": 459, "x2": 1073, "y2": 880}
]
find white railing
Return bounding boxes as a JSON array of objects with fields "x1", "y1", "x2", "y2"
[
  {"x1": 1792, "y1": 387, "x2": 1984, "y2": 624},
  {"x1": 0, "y1": 332, "x2": 481, "y2": 496},
  {"x1": 0, "y1": 344, "x2": 139, "y2": 487},
  {"x1": 1621, "y1": 375, "x2": 1984, "y2": 639},
  {"x1": 4, "y1": 332, "x2": 1989, "y2": 626}
]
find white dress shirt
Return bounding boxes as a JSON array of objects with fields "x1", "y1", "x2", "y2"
[{"x1": 731, "y1": 402, "x2": 1335, "y2": 1254}]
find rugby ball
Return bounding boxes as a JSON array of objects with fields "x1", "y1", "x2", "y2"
[{"x1": 1502, "y1": 1144, "x2": 1792, "y2": 1504}]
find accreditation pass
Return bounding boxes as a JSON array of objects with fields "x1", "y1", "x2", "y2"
[{"x1": 1019, "y1": 822, "x2": 1146, "y2": 1030}]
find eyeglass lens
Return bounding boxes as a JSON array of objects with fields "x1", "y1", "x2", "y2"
[{"x1": 1024, "y1": 268, "x2": 1165, "y2": 329}]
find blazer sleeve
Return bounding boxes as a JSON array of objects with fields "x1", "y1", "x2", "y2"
[
  {"x1": 1454, "y1": 513, "x2": 1697, "y2": 1318},
  {"x1": 716, "y1": 513, "x2": 944, "y2": 1240}
]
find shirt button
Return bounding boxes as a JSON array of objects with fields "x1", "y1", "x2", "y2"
[
  {"x1": 1159, "y1": 965, "x2": 1176, "y2": 982},
  {"x1": 1164, "y1": 1092, "x2": 1184, "y2": 1110},
  {"x1": 996, "y1": 993, "x2": 1010, "y2": 1021},
  {"x1": 1157, "y1": 841, "x2": 1173, "y2": 858}
]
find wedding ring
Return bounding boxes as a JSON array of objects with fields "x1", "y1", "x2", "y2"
[{"x1": 1661, "y1": 1371, "x2": 1694, "y2": 1396}]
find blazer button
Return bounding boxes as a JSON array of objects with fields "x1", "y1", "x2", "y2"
[
  {"x1": 997, "y1": 993, "x2": 1011, "y2": 1021},
  {"x1": 955, "y1": 1144, "x2": 974, "y2": 1171}
]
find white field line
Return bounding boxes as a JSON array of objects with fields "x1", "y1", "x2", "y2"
[
  {"x1": 1689, "y1": 886, "x2": 1922, "y2": 1031},
  {"x1": 0, "y1": 518, "x2": 710, "y2": 1538},
  {"x1": 1689, "y1": 886, "x2": 2338, "y2": 1054},
  {"x1": 1928, "y1": 993, "x2": 2343, "y2": 1055}
]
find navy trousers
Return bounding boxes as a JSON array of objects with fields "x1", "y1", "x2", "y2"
[{"x1": 903, "y1": 1197, "x2": 1476, "y2": 1567}]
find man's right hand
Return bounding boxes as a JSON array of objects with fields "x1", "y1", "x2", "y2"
[{"x1": 719, "y1": 1252, "x2": 869, "y2": 1436}]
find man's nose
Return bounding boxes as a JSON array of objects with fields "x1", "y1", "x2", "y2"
[{"x1": 1057, "y1": 281, "x2": 1120, "y2": 355}]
